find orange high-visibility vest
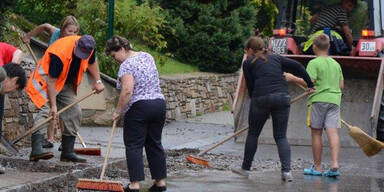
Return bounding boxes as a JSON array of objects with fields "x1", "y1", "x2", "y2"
[{"x1": 26, "y1": 36, "x2": 92, "y2": 109}]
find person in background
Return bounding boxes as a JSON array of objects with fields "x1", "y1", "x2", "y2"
[
  {"x1": 232, "y1": 37, "x2": 315, "y2": 182},
  {"x1": 304, "y1": 0, "x2": 357, "y2": 55},
  {"x1": 304, "y1": 34, "x2": 344, "y2": 177},
  {"x1": 106, "y1": 35, "x2": 167, "y2": 192},
  {"x1": 23, "y1": 15, "x2": 80, "y2": 148},
  {"x1": 0, "y1": 63, "x2": 27, "y2": 174},
  {"x1": 23, "y1": 15, "x2": 79, "y2": 46}
]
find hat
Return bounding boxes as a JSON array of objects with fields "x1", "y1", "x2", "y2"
[{"x1": 74, "y1": 35, "x2": 95, "y2": 59}]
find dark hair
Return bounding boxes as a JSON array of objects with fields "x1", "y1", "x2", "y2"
[
  {"x1": 244, "y1": 37, "x2": 269, "y2": 63},
  {"x1": 105, "y1": 35, "x2": 132, "y2": 55},
  {"x1": 3, "y1": 63, "x2": 26, "y2": 90},
  {"x1": 313, "y1": 34, "x2": 330, "y2": 51}
]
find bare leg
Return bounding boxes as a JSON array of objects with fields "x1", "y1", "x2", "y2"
[
  {"x1": 325, "y1": 128, "x2": 339, "y2": 169},
  {"x1": 129, "y1": 181, "x2": 140, "y2": 189},
  {"x1": 156, "y1": 179, "x2": 166, "y2": 187},
  {"x1": 311, "y1": 128, "x2": 323, "y2": 171}
]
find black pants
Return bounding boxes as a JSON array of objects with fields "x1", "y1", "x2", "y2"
[
  {"x1": 124, "y1": 99, "x2": 167, "y2": 182},
  {"x1": 242, "y1": 92, "x2": 291, "y2": 172},
  {"x1": 0, "y1": 95, "x2": 4, "y2": 139}
]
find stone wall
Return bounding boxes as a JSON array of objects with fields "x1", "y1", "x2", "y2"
[{"x1": 161, "y1": 73, "x2": 238, "y2": 121}]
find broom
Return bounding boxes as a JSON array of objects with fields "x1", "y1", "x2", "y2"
[
  {"x1": 296, "y1": 84, "x2": 384, "y2": 157},
  {"x1": 186, "y1": 91, "x2": 310, "y2": 167},
  {"x1": 73, "y1": 132, "x2": 102, "y2": 156},
  {"x1": 76, "y1": 120, "x2": 124, "y2": 191},
  {"x1": 340, "y1": 119, "x2": 384, "y2": 157}
]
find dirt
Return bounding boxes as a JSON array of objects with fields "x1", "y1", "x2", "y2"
[{"x1": 1, "y1": 148, "x2": 314, "y2": 191}]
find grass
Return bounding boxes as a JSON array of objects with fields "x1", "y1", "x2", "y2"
[{"x1": 133, "y1": 43, "x2": 199, "y2": 76}]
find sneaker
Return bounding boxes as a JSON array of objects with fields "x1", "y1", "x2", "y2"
[
  {"x1": 42, "y1": 139, "x2": 54, "y2": 149},
  {"x1": 324, "y1": 168, "x2": 339, "y2": 177},
  {"x1": 281, "y1": 171, "x2": 293, "y2": 182},
  {"x1": 0, "y1": 164, "x2": 4, "y2": 174},
  {"x1": 303, "y1": 165, "x2": 323, "y2": 176},
  {"x1": 231, "y1": 166, "x2": 250, "y2": 177}
]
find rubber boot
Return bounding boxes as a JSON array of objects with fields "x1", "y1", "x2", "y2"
[
  {"x1": 29, "y1": 134, "x2": 54, "y2": 162},
  {"x1": 60, "y1": 136, "x2": 86, "y2": 163}
]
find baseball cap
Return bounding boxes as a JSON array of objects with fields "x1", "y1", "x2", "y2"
[{"x1": 74, "y1": 35, "x2": 95, "y2": 59}]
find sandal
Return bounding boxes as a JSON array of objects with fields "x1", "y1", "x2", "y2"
[
  {"x1": 324, "y1": 168, "x2": 340, "y2": 177},
  {"x1": 303, "y1": 165, "x2": 323, "y2": 176}
]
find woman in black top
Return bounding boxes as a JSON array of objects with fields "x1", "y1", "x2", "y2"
[{"x1": 232, "y1": 37, "x2": 315, "y2": 181}]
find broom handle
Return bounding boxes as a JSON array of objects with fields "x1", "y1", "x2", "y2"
[
  {"x1": 340, "y1": 119, "x2": 352, "y2": 128},
  {"x1": 77, "y1": 132, "x2": 87, "y2": 148},
  {"x1": 15, "y1": 27, "x2": 39, "y2": 64},
  {"x1": 12, "y1": 91, "x2": 95, "y2": 144},
  {"x1": 100, "y1": 120, "x2": 117, "y2": 181},
  {"x1": 198, "y1": 91, "x2": 309, "y2": 156}
]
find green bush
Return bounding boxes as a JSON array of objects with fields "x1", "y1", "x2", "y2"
[
  {"x1": 13, "y1": 0, "x2": 76, "y2": 26},
  {"x1": 158, "y1": 0, "x2": 259, "y2": 73},
  {"x1": 115, "y1": 1, "x2": 167, "y2": 50}
]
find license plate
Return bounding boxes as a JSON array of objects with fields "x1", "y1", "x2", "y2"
[
  {"x1": 271, "y1": 38, "x2": 287, "y2": 54},
  {"x1": 360, "y1": 42, "x2": 376, "y2": 52}
]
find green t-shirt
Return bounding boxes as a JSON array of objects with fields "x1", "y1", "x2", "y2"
[{"x1": 306, "y1": 56, "x2": 343, "y2": 106}]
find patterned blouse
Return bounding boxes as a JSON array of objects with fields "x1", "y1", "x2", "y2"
[{"x1": 117, "y1": 52, "x2": 164, "y2": 112}]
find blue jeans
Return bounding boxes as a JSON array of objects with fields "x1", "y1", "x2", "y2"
[{"x1": 242, "y1": 92, "x2": 291, "y2": 172}]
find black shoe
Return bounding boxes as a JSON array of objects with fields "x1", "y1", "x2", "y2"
[
  {"x1": 60, "y1": 136, "x2": 86, "y2": 163},
  {"x1": 42, "y1": 139, "x2": 54, "y2": 148},
  {"x1": 148, "y1": 184, "x2": 167, "y2": 192},
  {"x1": 58, "y1": 144, "x2": 62, "y2": 151},
  {"x1": 124, "y1": 185, "x2": 139, "y2": 192}
]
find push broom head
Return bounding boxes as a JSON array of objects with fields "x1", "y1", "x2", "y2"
[
  {"x1": 348, "y1": 125, "x2": 384, "y2": 157},
  {"x1": 76, "y1": 178, "x2": 124, "y2": 192},
  {"x1": 74, "y1": 148, "x2": 102, "y2": 156},
  {"x1": 185, "y1": 155, "x2": 210, "y2": 167}
]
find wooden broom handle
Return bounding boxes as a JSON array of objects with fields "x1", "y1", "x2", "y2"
[
  {"x1": 100, "y1": 120, "x2": 117, "y2": 181},
  {"x1": 77, "y1": 132, "x2": 87, "y2": 148},
  {"x1": 198, "y1": 91, "x2": 309, "y2": 156},
  {"x1": 14, "y1": 26, "x2": 39, "y2": 64},
  {"x1": 11, "y1": 91, "x2": 96, "y2": 144}
]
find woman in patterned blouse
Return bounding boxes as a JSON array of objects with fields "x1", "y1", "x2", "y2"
[{"x1": 106, "y1": 36, "x2": 167, "y2": 192}]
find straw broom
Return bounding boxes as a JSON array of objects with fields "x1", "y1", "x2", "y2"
[
  {"x1": 340, "y1": 119, "x2": 384, "y2": 157},
  {"x1": 296, "y1": 84, "x2": 384, "y2": 157},
  {"x1": 76, "y1": 120, "x2": 124, "y2": 191}
]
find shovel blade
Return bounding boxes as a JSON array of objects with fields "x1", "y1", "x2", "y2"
[{"x1": 0, "y1": 136, "x2": 19, "y2": 155}]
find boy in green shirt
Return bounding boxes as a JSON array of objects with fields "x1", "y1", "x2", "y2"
[{"x1": 303, "y1": 34, "x2": 344, "y2": 177}]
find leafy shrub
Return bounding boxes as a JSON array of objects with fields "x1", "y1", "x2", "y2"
[
  {"x1": 13, "y1": 0, "x2": 76, "y2": 26},
  {"x1": 158, "y1": 0, "x2": 259, "y2": 73},
  {"x1": 114, "y1": 1, "x2": 167, "y2": 50}
]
